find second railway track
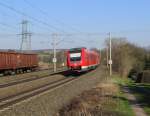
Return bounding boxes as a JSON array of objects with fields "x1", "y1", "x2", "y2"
[
  {"x1": 0, "y1": 77, "x2": 77, "y2": 110},
  {"x1": 0, "y1": 69, "x2": 72, "y2": 110},
  {"x1": 0, "y1": 69, "x2": 69, "y2": 100}
]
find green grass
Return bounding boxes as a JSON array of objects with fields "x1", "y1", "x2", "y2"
[
  {"x1": 118, "y1": 92, "x2": 134, "y2": 115},
  {"x1": 102, "y1": 92, "x2": 134, "y2": 115},
  {"x1": 128, "y1": 83, "x2": 150, "y2": 115},
  {"x1": 111, "y1": 74, "x2": 133, "y2": 86},
  {"x1": 108, "y1": 75, "x2": 135, "y2": 116},
  {"x1": 112, "y1": 74, "x2": 150, "y2": 115},
  {"x1": 99, "y1": 75, "x2": 135, "y2": 116}
]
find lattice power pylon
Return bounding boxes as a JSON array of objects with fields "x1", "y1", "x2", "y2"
[{"x1": 20, "y1": 20, "x2": 32, "y2": 51}]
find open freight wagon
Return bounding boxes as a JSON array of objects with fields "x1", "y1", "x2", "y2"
[{"x1": 0, "y1": 51, "x2": 38, "y2": 75}]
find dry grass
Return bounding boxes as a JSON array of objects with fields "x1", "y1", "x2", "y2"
[
  {"x1": 38, "y1": 62, "x2": 51, "y2": 69},
  {"x1": 58, "y1": 80, "x2": 132, "y2": 116}
]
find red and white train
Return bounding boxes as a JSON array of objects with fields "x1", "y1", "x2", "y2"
[{"x1": 67, "y1": 47, "x2": 100, "y2": 71}]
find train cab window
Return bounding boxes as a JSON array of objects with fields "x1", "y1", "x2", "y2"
[{"x1": 69, "y1": 50, "x2": 81, "y2": 61}]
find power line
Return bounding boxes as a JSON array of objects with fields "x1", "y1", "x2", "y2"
[
  {"x1": 23, "y1": 0, "x2": 82, "y2": 33},
  {"x1": 0, "y1": 34, "x2": 19, "y2": 37},
  {"x1": 0, "y1": 22, "x2": 18, "y2": 30},
  {"x1": 0, "y1": 1, "x2": 66, "y2": 33},
  {"x1": 30, "y1": 32, "x2": 107, "y2": 36},
  {"x1": 32, "y1": 30, "x2": 150, "y2": 36},
  {"x1": 30, "y1": 21, "x2": 54, "y2": 32},
  {"x1": 109, "y1": 30, "x2": 150, "y2": 34}
]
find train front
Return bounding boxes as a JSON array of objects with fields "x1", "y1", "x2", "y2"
[{"x1": 67, "y1": 48, "x2": 83, "y2": 71}]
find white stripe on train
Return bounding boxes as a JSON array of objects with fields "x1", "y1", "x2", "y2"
[{"x1": 81, "y1": 64, "x2": 99, "y2": 70}]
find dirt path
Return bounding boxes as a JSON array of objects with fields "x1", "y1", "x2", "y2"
[{"x1": 123, "y1": 86, "x2": 147, "y2": 116}]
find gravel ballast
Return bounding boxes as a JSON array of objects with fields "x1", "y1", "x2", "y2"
[
  {"x1": 0, "y1": 70, "x2": 51, "y2": 85},
  {"x1": 0, "y1": 66, "x2": 107, "y2": 116}
]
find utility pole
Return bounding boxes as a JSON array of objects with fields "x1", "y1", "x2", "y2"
[
  {"x1": 106, "y1": 47, "x2": 109, "y2": 68},
  {"x1": 108, "y1": 32, "x2": 112, "y2": 76},
  {"x1": 52, "y1": 33, "x2": 57, "y2": 72},
  {"x1": 20, "y1": 20, "x2": 32, "y2": 51}
]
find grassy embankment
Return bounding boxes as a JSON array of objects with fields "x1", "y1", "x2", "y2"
[
  {"x1": 59, "y1": 76, "x2": 134, "y2": 116},
  {"x1": 113, "y1": 75, "x2": 150, "y2": 115}
]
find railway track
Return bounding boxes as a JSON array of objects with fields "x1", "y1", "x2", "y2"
[
  {"x1": 0, "y1": 68, "x2": 67, "y2": 88},
  {"x1": 0, "y1": 77, "x2": 77, "y2": 110},
  {"x1": 0, "y1": 66, "x2": 66, "y2": 79},
  {"x1": 0, "y1": 68, "x2": 48, "y2": 77},
  {"x1": 0, "y1": 68, "x2": 69, "y2": 102}
]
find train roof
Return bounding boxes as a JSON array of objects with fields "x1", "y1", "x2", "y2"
[
  {"x1": 69, "y1": 47, "x2": 86, "y2": 51},
  {"x1": 68, "y1": 47, "x2": 99, "y2": 53}
]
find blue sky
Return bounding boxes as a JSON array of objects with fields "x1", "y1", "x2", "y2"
[{"x1": 0, "y1": 0, "x2": 150, "y2": 49}]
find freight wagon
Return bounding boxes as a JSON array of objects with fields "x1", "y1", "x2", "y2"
[
  {"x1": 0, "y1": 51, "x2": 38, "y2": 75},
  {"x1": 67, "y1": 47, "x2": 100, "y2": 72}
]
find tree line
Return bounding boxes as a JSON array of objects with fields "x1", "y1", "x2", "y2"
[{"x1": 103, "y1": 38, "x2": 150, "y2": 77}]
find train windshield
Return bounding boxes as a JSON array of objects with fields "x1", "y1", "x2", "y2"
[{"x1": 69, "y1": 50, "x2": 81, "y2": 61}]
